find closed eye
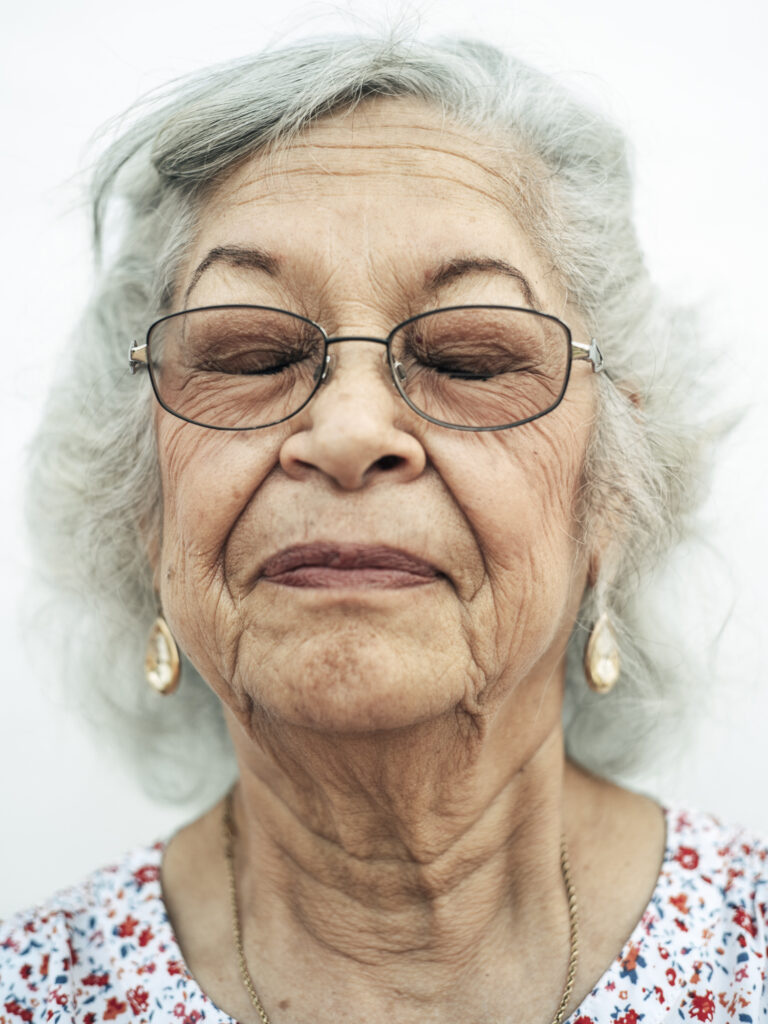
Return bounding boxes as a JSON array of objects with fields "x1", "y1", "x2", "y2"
[
  {"x1": 195, "y1": 338, "x2": 319, "y2": 376},
  {"x1": 438, "y1": 368, "x2": 492, "y2": 381},
  {"x1": 200, "y1": 352, "x2": 303, "y2": 376}
]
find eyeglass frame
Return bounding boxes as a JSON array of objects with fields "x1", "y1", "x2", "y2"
[{"x1": 129, "y1": 303, "x2": 605, "y2": 433}]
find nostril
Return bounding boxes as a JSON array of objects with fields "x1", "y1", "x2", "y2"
[{"x1": 377, "y1": 454, "x2": 403, "y2": 471}]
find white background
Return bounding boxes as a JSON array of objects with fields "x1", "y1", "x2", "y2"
[{"x1": 1, "y1": 0, "x2": 766, "y2": 918}]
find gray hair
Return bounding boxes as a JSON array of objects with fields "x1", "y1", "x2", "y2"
[{"x1": 27, "y1": 31, "x2": 716, "y2": 805}]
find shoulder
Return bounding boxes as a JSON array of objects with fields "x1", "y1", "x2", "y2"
[
  {"x1": 573, "y1": 804, "x2": 768, "y2": 1024},
  {"x1": 665, "y1": 805, "x2": 768, "y2": 948},
  {"x1": 645, "y1": 805, "x2": 767, "y2": 1021},
  {"x1": 0, "y1": 842, "x2": 180, "y2": 1024},
  {"x1": 664, "y1": 805, "x2": 767, "y2": 912}
]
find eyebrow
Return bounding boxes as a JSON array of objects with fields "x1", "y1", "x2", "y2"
[
  {"x1": 424, "y1": 256, "x2": 539, "y2": 309},
  {"x1": 184, "y1": 246, "x2": 539, "y2": 310},
  {"x1": 184, "y1": 245, "x2": 280, "y2": 305}
]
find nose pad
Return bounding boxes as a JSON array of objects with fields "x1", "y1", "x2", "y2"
[
  {"x1": 381, "y1": 351, "x2": 408, "y2": 388},
  {"x1": 313, "y1": 353, "x2": 333, "y2": 385}
]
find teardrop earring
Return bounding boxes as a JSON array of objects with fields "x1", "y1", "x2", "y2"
[
  {"x1": 584, "y1": 611, "x2": 620, "y2": 694},
  {"x1": 145, "y1": 616, "x2": 181, "y2": 695}
]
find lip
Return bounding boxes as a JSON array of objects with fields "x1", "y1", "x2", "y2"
[{"x1": 259, "y1": 542, "x2": 443, "y2": 589}]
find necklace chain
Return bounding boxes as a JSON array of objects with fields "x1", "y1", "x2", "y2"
[{"x1": 223, "y1": 788, "x2": 579, "y2": 1024}]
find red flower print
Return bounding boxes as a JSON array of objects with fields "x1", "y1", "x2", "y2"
[
  {"x1": 674, "y1": 918, "x2": 689, "y2": 932},
  {"x1": 132, "y1": 865, "x2": 160, "y2": 888},
  {"x1": 103, "y1": 996, "x2": 128, "y2": 1020},
  {"x1": 173, "y1": 1003, "x2": 186, "y2": 1018},
  {"x1": 574, "y1": 1018, "x2": 594, "y2": 1024},
  {"x1": 84, "y1": 1015, "x2": 97, "y2": 1024},
  {"x1": 167, "y1": 959, "x2": 186, "y2": 976},
  {"x1": 4, "y1": 1001, "x2": 33, "y2": 1022},
  {"x1": 666, "y1": 968, "x2": 677, "y2": 985},
  {"x1": 674, "y1": 846, "x2": 699, "y2": 870},
  {"x1": 83, "y1": 972, "x2": 110, "y2": 987},
  {"x1": 733, "y1": 906, "x2": 758, "y2": 938},
  {"x1": 616, "y1": 1010, "x2": 641, "y2": 1024},
  {"x1": 40, "y1": 953, "x2": 49, "y2": 979},
  {"x1": 688, "y1": 989, "x2": 715, "y2": 1021},
  {"x1": 138, "y1": 926, "x2": 154, "y2": 947},
  {"x1": 669, "y1": 893, "x2": 689, "y2": 914},
  {"x1": 115, "y1": 915, "x2": 140, "y2": 938},
  {"x1": 127, "y1": 987, "x2": 149, "y2": 1015},
  {"x1": 19, "y1": 964, "x2": 32, "y2": 979}
]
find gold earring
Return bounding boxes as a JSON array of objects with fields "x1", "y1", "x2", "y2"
[
  {"x1": 584, "y1": 611, "x2": 620, "y2": 694},
  {"x1": 145, "y1": 616, "x2": 181, "y2": 695}
]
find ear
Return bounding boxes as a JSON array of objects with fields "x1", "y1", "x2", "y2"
[
  {"x1": 138, "y1": 505, "x2": 164, "y2": 597},
  {"x1": 585, "y1": 385, "x2": 642, "y2": 592},
  {"x1": 586, "y1": 531, "x2": 613, "y2": 591}
]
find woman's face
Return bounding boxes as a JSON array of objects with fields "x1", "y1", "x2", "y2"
[{"x1": 154, "y1": 98, "x2": 598, "y2": 742}]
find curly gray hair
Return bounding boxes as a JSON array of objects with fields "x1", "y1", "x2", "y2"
[{"x1": 27, "y1": 32, "x2": 715, "y2": 804}]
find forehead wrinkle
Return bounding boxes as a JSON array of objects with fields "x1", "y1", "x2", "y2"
[
  {"x1": 287, "y1": 138, "x2": 510, "y2": 176},
  {"x1": 228, "y1": 172, "x2": 512, "y2": 217},
  {"x1": 226, "y1": 152, "x2": 513, "y2": 215},
  {"x1": 236, "y1": 140, "x2": 510, "y2": 181},
  {"x1": 216, "y1": 129, "x2": 515, "y2": 212},
  {"x1": 290, "y1": 105, "x2": 508, "y2": 155}
]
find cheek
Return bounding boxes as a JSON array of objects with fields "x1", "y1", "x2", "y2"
[
  {"x1": 155, "y1": 418, "x2": 284, "y2": 586},
  {"x1": 431, "y1": 406, "x2": 591, "y2": 669},
  {"x1": 447, "y1": 414, "x2": 587, "y2": 567}
]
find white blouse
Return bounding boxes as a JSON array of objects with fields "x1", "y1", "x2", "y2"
[{"x1": 1, "y1": 805, "x2": 766, "y2": 1022}]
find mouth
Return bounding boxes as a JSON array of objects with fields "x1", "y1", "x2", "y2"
[{"x1": 259, "y1": 543, "x2": 443, "y2": 589}]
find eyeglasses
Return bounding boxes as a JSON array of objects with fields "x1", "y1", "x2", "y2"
[{"x1": 129, "y1": 304, "x2": 604, "y2": 432}]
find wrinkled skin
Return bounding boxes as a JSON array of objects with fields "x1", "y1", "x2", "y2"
[{"x1": 156, "y1": 99, "x2": 666, "y2": 1024}]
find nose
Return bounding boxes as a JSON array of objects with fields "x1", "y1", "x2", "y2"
[{"x1": 279, "y1": 340, "x2": 427, "y2": 490}]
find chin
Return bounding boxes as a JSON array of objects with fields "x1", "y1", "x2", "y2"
[{"x1": 232, "y1": 637, "x2": 465, "y2": 734}]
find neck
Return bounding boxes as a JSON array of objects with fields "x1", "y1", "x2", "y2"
[{"x1": 222, "y1": 703, "x2": 583, "y2": 1019}]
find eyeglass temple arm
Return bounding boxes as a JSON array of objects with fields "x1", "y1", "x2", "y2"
[
  {"x1": 129, "y1": 342, "x2": 148, "y2": 374},
  {"x1": 571, "y1": 339, "x2": 604, "y2": 373}
]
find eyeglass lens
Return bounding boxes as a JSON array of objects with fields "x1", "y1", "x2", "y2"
[{"x1": 146, "y1": 306, "x2": 570, "y2": 430}]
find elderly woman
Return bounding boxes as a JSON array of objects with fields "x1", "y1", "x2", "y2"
[{"x1": 2, "y1": 32, "x2": 765, "y2": 1024}]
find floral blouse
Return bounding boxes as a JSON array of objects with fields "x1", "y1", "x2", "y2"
[{"x1": 1, "y1": 806, "x2": 766, "y2": 1023}]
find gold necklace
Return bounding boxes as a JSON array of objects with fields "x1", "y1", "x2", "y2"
[{"x1": 223, "y1": 789, "x2": 579, "y2": 1024}]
